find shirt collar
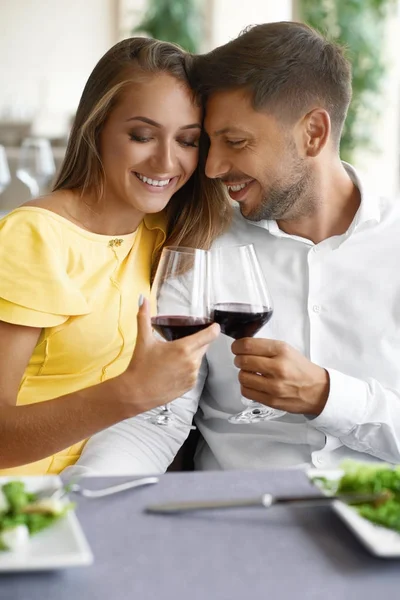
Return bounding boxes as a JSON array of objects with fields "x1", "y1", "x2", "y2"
[
  {"x1": 144, "y1": 212, "x2": 167, "y2": 263},
  {"x1": 143, "y1": 211, "x2": 168, "y2": 234},
  {"x1": 342, "y1": 162, "x2": 381, "y2": 232},
  {"x1": 244, "y1": 161, "x2": 382, "y2": 239}
]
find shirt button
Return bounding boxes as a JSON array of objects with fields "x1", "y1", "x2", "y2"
[
  {"x1": 314, "y1": 454, "x2": 324, "y2": 465},
  {"x1": 312, "y1": 304, "x2": 321, "y2": 314}
]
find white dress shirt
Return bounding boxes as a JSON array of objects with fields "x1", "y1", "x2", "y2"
[{"x1": 68, "y1": 164, "x2": 400, "y2": 475}]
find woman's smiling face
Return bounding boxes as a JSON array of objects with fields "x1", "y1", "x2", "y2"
[{"x1": 99, "y1": 73, "x2": 201, "y2": 216}]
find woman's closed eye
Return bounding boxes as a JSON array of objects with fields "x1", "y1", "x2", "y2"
[
  {"x1": 177, "y1": 137, "x2": 199, "y2": 148},
  {"x1": 129, "y1": 133, "x2": 152, "y2": 143},
  {"x1": 129, "y1": 133, "x2": 199, "y2": 148}
]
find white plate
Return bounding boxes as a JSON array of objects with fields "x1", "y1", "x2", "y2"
[
  {"x1": 0, "y1": 476, "x2": 93, "y2": 571},
  {"x1": 308, "y1": 468, "x2": 400, "y2": 558}
]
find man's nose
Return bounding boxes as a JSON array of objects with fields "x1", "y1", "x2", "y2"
[{"x1": 205, "y1": 145, "x2": 230, "y2": 179}]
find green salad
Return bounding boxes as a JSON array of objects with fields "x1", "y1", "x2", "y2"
[
  {"x1": 0, "y1": 481, "x2": 74, "y2": 551},
  {"x1": 313, "y1": 462, "x2": 400, "y2": 533}
]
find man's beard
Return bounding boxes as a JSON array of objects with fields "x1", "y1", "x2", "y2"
[{"x1": 243, "y1": 161, "x2": 314, "y2": 222}]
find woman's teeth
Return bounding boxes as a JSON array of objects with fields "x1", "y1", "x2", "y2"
[{"x1": 136, "y1": 173, "x2": 171, "y2": 187}]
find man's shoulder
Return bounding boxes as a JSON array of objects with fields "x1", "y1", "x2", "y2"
[
  {"x1": 214, "y1": 206, "x2": 270, "y2": 247},
  {"x1": 383, "y1": 193, "x2": 400, "y2": 212},
  {"x1": 377, "y1": 194, "x2": 400, "y2": 228}
]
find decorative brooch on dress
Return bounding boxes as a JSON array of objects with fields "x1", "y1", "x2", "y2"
[{"x1": 108, "y1": 238, "x2": 124, "y2": 248}]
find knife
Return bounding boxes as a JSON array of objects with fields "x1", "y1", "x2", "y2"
[{"x1": 145, "y1": 492, "x2": 387, "y2": 514}]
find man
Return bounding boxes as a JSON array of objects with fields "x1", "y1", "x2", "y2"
[{"x1": 69, "y1": 21, "x2": 400, "y2": 474}]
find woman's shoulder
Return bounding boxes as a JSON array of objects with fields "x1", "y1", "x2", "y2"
[
  {"x1": 0, "y1": 191, "x2": 94, "y2": 268},
  {"x1": 1, "y1": 191, "x2": 74, "y2": 235},
  {"x1": 0, "y1": 191, "x2": 108, "y2": 247},
  {"x1": 0, "y1": 192, "x2": 91, "y2": 322}
]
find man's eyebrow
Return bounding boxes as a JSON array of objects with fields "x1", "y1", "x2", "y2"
[
  {"x1": 125, "y1": 116, "x2": 201, "y2": 130},
  {"x1": 210, "y1": 126, "x2": 250, "y2": 136}
]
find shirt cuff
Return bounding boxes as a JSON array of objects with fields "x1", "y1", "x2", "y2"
[{"x1": 309, "y1": 368, "x2": 369, "y2": 437}]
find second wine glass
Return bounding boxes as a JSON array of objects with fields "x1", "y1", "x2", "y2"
[
  {"x1": 17, "y1": 137, "x2": 55, "y2": 198},
  {"x1": 148, "y1": 246, "x2": 213, "y2": 427},
  {"x1": 0, "y1": 145, "x2": 11, "y2": 197},
  {"x1": 210, "y1": 244, "x2": 286, "y2": 423}
]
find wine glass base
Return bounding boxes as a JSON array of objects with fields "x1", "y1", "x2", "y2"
[
  {"x1": 150, "y1": 414, "x2": 175, "y2": 426},
  {"x1": 142, "y1": 411, "x2": 196, "y2": 429},
  {"x1": 228, "y1": 406, "x2": 285, "y2": 424}
]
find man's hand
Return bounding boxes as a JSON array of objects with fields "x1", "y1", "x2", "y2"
[{"x1": 231, "y1": 338, "x2": 330, "y2": 416}]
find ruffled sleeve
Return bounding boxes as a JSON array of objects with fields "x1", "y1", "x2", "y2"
[{"x1": 0, "y1": 209, "x2": 90, "y2": 327}]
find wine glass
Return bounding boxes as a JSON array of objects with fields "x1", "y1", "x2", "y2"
[
  {"x1": 0, "y1": 145, "x2": 11, "y2": 195},
  {"x1": 210, "y1": 244, "x2": 285, "y2": 423},
  {"x1": 16, "y1": 137, "x2": 55, "y2": 198},
  {"x1": 148, "y1": 246, "x2": 213, "y2": 427}
]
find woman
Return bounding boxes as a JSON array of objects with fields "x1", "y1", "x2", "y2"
[{"x1": 0, "y1": 37, "x2": 229, "y2": 475}]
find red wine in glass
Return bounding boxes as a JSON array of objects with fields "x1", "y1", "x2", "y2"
[
  {"x1": 213, "y1": 302, "x2": 273, "y2": 340},
  {"x1": 210, "y1": 244, "x2": 285, "y2": 423},
  {"x1": 151, "y1": 315, "x2": 213, "y2": 341},
  {"x1": 147, "y1": 246, "x2": 212, "y2": 427}
]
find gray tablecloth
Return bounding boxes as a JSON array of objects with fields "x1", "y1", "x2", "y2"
[{"x1": 1, "y1": 469, "x2": 398, "y2": 600}]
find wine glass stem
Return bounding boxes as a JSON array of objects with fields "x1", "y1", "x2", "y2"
[
  {"x1": 28, "y1": 179, "x2": 40, "y2": 198},
  {"x1": 152, "y1": 404, "x2": 196, "y2": 430}
]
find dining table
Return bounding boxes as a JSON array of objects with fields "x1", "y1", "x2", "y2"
[{"x1": 1, "y1": 467, "x2": 398, "y2": 599}]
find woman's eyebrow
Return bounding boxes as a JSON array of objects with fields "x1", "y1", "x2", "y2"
[{"x1": 125, "y1": 116, "x2": 201, "y2": 130}]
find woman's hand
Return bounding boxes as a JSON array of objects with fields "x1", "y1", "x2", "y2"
[
  {"x1": 0, "y1": 301, "x2": 218, "y2": 467},
  {"x1": 120, "y1": 298, "x2": 220, "y2": 415}
]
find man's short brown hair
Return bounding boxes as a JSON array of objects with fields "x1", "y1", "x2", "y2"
[{"x1": 190, "y1": 21, "x2": 352, "y2": 146}]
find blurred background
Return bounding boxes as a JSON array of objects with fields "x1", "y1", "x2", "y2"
[{"x1": 0, "y1": 0, "x2": 399, "y2": 212}]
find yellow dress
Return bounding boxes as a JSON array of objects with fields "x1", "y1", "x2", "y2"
[{"x1": 0, "y1": 207, "x2": 166, "y2": 475}]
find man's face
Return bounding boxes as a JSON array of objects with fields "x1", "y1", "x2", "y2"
[{"x1": 204, "y1": 89, "x2": 313, "y2": 221}]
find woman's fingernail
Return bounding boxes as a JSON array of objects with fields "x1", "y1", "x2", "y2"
[{"x1": 138, "y1": 294, "x2": 144, "y2": 307}]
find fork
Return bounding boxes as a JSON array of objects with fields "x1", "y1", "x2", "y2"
[{"x1": 37, "y1": 476, "x2": 159, "y2": 500}]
